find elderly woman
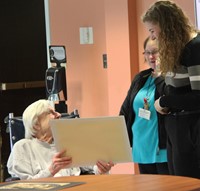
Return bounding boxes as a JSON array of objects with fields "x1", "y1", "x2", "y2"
[{"x1": 7, "y1": 99, "x2": 114, "y2": 180}]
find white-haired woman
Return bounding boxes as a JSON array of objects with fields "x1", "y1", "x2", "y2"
[{"x1": 7, "y1": 99, "x2": 114, "y2": 180}]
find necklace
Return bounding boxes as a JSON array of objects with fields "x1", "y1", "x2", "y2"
[{"x1": 143, "y1": 75, "x2": 154, "y2": 110}]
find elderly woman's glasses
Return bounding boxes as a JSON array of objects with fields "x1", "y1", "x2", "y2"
[{"x1": 143, "y1": 49, "x2": 158, "y2": 56}]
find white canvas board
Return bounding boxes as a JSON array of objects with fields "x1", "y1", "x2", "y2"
[{"x1": 50, "y1": 116, "x2": 133, "y2": 167}]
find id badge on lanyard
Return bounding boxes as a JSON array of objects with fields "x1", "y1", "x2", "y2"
[{"x1": 138, "y1": 98, "x2": 151, "y2": 120}]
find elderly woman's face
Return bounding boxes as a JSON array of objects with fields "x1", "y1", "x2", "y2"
[{"x1": 37, "y1": 107, "x2": 61, "y2": 137}]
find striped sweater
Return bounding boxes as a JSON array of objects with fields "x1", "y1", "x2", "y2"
[{"x1": 160, "y1": 34, "x2": 200, "y2": 112}]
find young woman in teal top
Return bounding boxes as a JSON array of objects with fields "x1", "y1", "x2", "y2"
[{"x1": 120, "y1": 37, "x2": 169, "y2": 174}]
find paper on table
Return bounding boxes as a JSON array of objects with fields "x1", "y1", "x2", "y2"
[
  {"x1": 50, "y1": 116, "x2": 133, "y2": 167},
  {"x1": 0, "y1": 181, "x2": 85, "y2": 190}
]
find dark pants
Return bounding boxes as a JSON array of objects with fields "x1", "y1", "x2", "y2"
[
  {"x1": 139, "y1": 162, "x2": 169, "y2": 175},
  {"x1": 165, "y1": 112, "x2": 200, "y2": 178}
]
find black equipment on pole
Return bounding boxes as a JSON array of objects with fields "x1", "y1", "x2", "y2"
[{"x1": 45, "y1": 45, "x2": 67, "y2": 112}]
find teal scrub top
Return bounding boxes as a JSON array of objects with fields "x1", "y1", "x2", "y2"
[{"x1": 132, "y1": 75, "x2": 167, "y2": 164}]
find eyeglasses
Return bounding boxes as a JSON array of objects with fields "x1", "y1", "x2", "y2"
[{"x1": 143, "y1": 50, "x2": 159, "y2": 56}]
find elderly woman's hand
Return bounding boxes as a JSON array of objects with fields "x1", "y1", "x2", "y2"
[
  {"x1": 96, "y1": 160, "x2": 114, "y2": 174},
  {"x1": 49, "y1": 150, "x2": 72, "y2": 176}
]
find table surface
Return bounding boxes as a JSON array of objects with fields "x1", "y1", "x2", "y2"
[{"x1": 29, "y1": 174, "x2": 200, "y2": 191}]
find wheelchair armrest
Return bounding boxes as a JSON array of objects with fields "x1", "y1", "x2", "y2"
[{"x1": 60, "y1": 109, "x2": 79, "y2": 119}]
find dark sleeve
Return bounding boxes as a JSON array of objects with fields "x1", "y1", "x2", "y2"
[
  {"x1": 160, "y1": 38, "x2": 200, "y2": 111},
  {"x1": 119, "y1": 74, "x2": 139, "y2": 117},
  {"x1": 160, "y1": 91, "x2": 200, "y2": 111},
  {"x1": 119, "y1": 85, "x2": 132, "y2": 118},
  {"x1": 119, "y1": 74, "x2": 140, "y2": 147},
  {"x1": 155, "y1": 78, "x2": 167, "y2": 149}
]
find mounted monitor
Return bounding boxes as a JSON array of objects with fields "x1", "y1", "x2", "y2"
[{"x1": 49, "y1": 45, "x2": 66, "y2": 66}]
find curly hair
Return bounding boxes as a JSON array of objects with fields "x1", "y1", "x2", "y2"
[{"x1": 141, "y1": 0, "x2": 197, "y2": 75}]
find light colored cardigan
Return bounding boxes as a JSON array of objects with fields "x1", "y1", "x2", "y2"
[{"x1": 7, "y1": 138, "x2": 99, "y2": 180}]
